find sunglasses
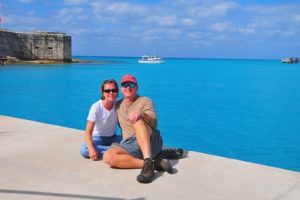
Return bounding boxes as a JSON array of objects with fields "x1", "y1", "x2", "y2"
[
  {"x1": 103, "y1": 89, "x2": 118, "y2": 93},
  {"x1": 121, "y1": 82, "x2": 137, "y2": 88}
]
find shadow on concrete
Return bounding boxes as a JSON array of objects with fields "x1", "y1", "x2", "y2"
[
  {"x1": 170, "y1": 150, "x2": 189, "y2": 174},
  {"x1": 0, "y1": 189, "x2": 145, "y2": 200},
  {"x1": 155, "y1": 150, "x2": 189, "y2": 177}
]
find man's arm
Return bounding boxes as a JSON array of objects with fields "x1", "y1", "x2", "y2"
[{"x1": 126, "y1": 98, "x2": 157, "y2": 129}]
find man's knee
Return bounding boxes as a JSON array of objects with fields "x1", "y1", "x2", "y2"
[
  {"x1": 133, "y1": 119, "x2": 152, "y2": 135},
  {"x1": 103, "y1": 149, "x2": 114, "y2": 166},
  {"x1": 103, "y1": 147, "x2": 126, "y2": 166},
  {"x1": 133, "y1": 118, "x2": 145, "y2": 127}
]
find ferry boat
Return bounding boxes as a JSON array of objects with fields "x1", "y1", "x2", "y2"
[
  {"x1": 138, "y1": 55, "x2": 164, "y2": 64},
  {"x1": 281, "y1": 57, "x2": 299, "y2": 64},
  {"x1": 281, "y1": 58, "x2": 293, "y2": 63}
]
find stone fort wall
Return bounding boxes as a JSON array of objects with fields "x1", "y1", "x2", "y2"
[{"x1": 0, "y1": 30, "x2": 71, "y2": 61}]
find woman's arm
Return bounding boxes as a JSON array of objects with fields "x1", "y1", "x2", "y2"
[{"x1": 85, "y1": 120, "x2": 98, "y2": 160}]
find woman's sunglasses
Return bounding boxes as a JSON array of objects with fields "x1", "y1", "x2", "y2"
[{"x1": 103, "y1": 89, "x2": 118, "y2": 93}]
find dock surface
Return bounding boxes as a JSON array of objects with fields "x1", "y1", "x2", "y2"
[{"x1": 1, "y1": 115, "x2": 300, "y2": 200}]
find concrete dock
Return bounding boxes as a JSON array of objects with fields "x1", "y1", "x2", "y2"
[{"x1": 1, "y1": 115, "x2": 300, "y2": 200}]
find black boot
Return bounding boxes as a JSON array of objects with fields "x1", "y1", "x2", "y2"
[
  {"x1": 158, "y1": 148, "x2": 184, "y2": 160},
  {"x1": 137, "y1": 158, "x2": 155, "y2": 183},
  {"x1": 153, "y1": 157, "x2": 173, "y2": 174}
]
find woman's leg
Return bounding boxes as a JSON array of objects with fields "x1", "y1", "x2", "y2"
[
  {"x1": 79, "y1": 143, "x2": 89, "y2": 158},
  {"x1": 80, "y1": 136, "x2": 119, "y2": 159}
]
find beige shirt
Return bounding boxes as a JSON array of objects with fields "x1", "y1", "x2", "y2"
[{"x1": 116, "y1": 96, "x2": 157, "y2": 139}]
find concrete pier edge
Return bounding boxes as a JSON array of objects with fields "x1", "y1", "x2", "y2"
[{"x1": 1, "y1": 115, "x2": 300, "y2": 200}]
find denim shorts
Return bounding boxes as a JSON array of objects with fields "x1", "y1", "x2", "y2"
[
  {"x1": 80, "y1": 135, "x2": 122, "y2": 158},
  {"x1": 116, "y1": 130, "x2": 163, "y2": 159}
]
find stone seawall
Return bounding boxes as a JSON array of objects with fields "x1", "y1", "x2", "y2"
[{"x1": 0, "y1": 30, "x2": 71, "y2": 62}]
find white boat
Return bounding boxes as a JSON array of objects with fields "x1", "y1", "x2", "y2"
[
  {"x1": 281, "y1": 58, "x2": 293, "y2": 63},
  {"x1": 281, "y1": 57, "x2": 299, "y2": 64},
  {"x1": 138, "y1": 55, "x2": 164, "y2": 64}
]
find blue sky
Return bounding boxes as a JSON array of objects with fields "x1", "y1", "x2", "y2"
[{"x1": 1, "y1": 0, "x2": 300, "y2": 59}]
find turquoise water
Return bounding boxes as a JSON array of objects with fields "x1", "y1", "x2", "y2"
[{"x1": 1, "y1": 56, "x2": 300, "y2": 172}]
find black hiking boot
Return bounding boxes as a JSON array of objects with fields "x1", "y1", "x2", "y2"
[
  {"x1": 137, "y1": 158, "x2": 155, "y2": 184},
  {"x1": 153, "y1": 157, "x2": 173, "y2": 174},
  {"x1": 158, "y1": 148, "x2": 184, "y2": 160}
]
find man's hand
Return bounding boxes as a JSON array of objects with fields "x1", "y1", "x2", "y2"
[{"x1": 127, "y1": 110, "x2": 144, "y2": 124}]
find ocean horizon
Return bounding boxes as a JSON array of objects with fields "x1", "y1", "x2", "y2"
[
  {"x1": 1, "y1": 56, "x2": 300, "y2": 172},
  {"x1": 75, "y1": 55, "x2": 281, "y2": 61}
]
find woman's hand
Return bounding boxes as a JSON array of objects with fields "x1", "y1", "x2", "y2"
[{"x1": 89, "y1": 148, "x2": 98, "y2": 161}]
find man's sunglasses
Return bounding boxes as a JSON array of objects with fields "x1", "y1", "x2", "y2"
[
  {"x1": 121, "y1": 82, "x2": 137, "y2": 88},
  {"x1": 103, "y1": 89, "x2": 118, "y2": 93}
]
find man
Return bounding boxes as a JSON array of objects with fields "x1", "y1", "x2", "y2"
[{"x1": 103, "y1": 74, "x2": 173, "y2": 183}]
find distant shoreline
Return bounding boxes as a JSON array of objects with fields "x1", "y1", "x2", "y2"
[
  {"x1": 0, "y1": 56, "x2": 93, "y2": 65},
  {"x1": 0, "y1": 56, "x2": 126, "y2": 65},
  {"x1": 1, "y1": 56, "x2": 285, "y2": 66}
]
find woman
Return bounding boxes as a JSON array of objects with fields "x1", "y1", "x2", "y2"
[{"x1": 80, "y1": 79, "x2": 121, "y2": 160}]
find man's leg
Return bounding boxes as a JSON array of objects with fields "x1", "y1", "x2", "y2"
[
  {"x1": 103, "y1": 119, "x2": 172, "y2": 183},
  {"x1": 103, "y1": 146, "x2": 143, "y2": 169},
  {"x1": 103, "y1": 118, "x2": 154, "y2": 169},
  {"x1": 132, "y1": 119, "x2": 152, "y2": 159},
  {"x1": 132, "y1": 119, "x2": 173, "y2": 183},
  {"x1": 131, "y1": 119, "x2": 155, "y2": 183}
]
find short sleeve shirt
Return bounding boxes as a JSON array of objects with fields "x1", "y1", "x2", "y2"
[
  {"x1": 116, "y1": 96, "x2": 157, "y2": 139},
  {"x1": 87, "y1": 100, "x2": 118, "y2": 137}
]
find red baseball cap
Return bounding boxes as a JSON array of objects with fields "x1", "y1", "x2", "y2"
[{"x1": 121, "y1": 74, "x2": 137, "y2": 84}]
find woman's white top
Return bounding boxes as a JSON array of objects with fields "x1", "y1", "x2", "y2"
[{"x1": 87, "y1": 100, "x2": 118, "y2": 137}]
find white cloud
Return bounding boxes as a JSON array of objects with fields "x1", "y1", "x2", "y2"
[
  {"x1": 56, "y1": 7, "x2": 87, "y2": 24},
  {"x1": 6, "y1": 14, "x2": 46, "y2": 31},
  {"x1": 68, "y1": 28, "x2": 91, "y2": 36},
  {"x1": 135, "y1": 27, "x2": 181, "y2": 41},
  {"x1": 180, "y1": 18, "x2": 197, "y2": 26},
  {"x1": 90, "y1": 1, "x2": 147, "y2": 25},
  {"x1": 281, "y1": 30, "x2": 296, "y2": 36},
  {"x1": 187, "y1": 31, "x2": 213, "y2": 45},
  {"x1": 244, "y1": 4, "x2": 292, "y2": 15},
  {"x1": 109, "y1": 2, "x2": 146, "y2": 17},
  {"x1": 17, "y1": 0, "x2": 33, "y2": 3},
  {"x1": 141, "y1": 29, "x2": 163, "y2": 41},
  {"x1": 64, "y1": 0, "x2": 87, "y2": 5},
  {"x1": 212, "y1": 2, "x2": 239, "y2": 15},
  {"x1": 210, "y1": 22, "x2": 231, "y2": 32},
  {"x1": 189, "y1": 1, "x2": 239, "y2": 18},
  {"x1": 105, "y1": 2, "x2": 131, "y2": 14},
  {"x1": 295, "y1": 15, "x2": 300, "y2": 22},
  {"x1": 165, "y1": 28, "x2": 182, "y2": 40},
  {"x1": 187, "y1": 31, "x2": 206, "y2": 40},
  {"x1": 236, "y1": 27, "x2": 256, "y2": 35},
  {"x1": 144, "y1": 15, "x2": 177, "y2": 26},
  {"x1": 92, "y1": 1, "x2": 145, "y2": 17}
]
